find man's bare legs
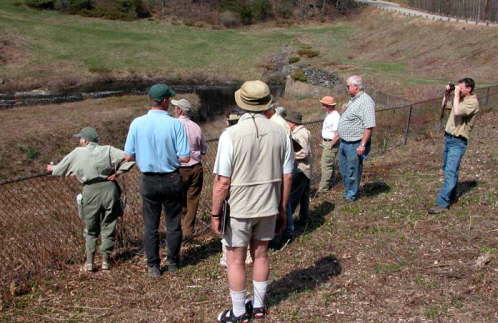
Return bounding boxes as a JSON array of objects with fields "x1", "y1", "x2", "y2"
[
  {"x1": 250, "y1": 240, "x2": 270, "y2": 311},
  {"x1": 226, "y1": 240, "x2": 270, "y2": 316},
  {"x1": 226, "y1": 246, "x2": 248, "y2": 317}
]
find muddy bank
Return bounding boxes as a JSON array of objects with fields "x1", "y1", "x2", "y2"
[{"x1": 0, "y1": 79, "x2": 286, "y2": 121}]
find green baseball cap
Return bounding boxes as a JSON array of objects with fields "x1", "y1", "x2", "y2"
[
  {"x1": 148, "y1": 83, "x2": 176, "y2": 102},
  {"x1": 73, "y1": 127, "x2": 99, "y2": 142}
]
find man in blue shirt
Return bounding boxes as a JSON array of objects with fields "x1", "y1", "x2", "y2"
[{"x1": 124, "y1": 83, "x2": 190, "y2": 278}]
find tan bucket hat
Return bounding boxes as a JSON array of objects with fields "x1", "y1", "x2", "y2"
[{"x1": 235, "y1": 80, "x2": 272, "y2": 112}]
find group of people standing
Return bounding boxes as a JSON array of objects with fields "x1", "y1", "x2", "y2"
[{"x1": 47, "y1": 74, "x2": 479, "y2": 322}]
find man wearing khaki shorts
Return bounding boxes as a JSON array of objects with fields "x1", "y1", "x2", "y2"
[{"x1": 211, "y1": 80, "x2": 293, "y2": 322}]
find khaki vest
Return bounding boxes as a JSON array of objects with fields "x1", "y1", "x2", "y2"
[{"x1": 227, "y1": 114, "x2": 287, "y2": 218}]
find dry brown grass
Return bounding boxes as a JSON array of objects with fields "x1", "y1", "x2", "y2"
[
  {"x1": 348, "y1": 8, "x2": 498, "y2": 90},
  {"x1": 0, "y1": 94, "x2": 199, "y2": 181},
  {"x1": 1, "y1": 109, "x2": 496, "y2": 321}
]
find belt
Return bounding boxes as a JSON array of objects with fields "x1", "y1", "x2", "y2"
[
  {"x1": 83, "y1": 178, "x2": 109, "y2": 186},
  {"x1": 179, "y1": 162, "x2": 202, "y2": 169},
  {"x1": 340, "y1": 139, "x2": 361, "y2": 144},
  {"x1": 445, "y1": 132, "x2": 467, "y2": 142},
  {"x1": 142, "y1": 170, "x2": 178, "y2": 176}
]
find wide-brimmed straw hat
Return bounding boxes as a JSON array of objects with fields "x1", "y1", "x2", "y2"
[
  {"x1": 235, "y1": 80, "x2": 273, "y2": 112},
  {"x1": 319, "y1": 96, "x2": 336, "y2": 107},
  {"x1": 284, "y1": 110, "x2": 303, "y2": 125}
]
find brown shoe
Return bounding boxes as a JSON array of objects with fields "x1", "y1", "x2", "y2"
[{"x1": 428, "y1": 206, "x2": 448, "y2": 214}]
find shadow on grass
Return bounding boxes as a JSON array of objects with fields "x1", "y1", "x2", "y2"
[
  {"x1": 271, "y1": 201, "x2": 334, "y2": 250},
  {"x1": 113, "y1": 231, "x2": 221, "y2": 267},
  {"x1": 304, "y1": 200, "x2": 334, "y2": 232},
  {"x1": 114, "y1": 239, "x2": 143, "y2": 263},
  {"x1": 181, "y1": 238, "x2": 222, "y2": 267},
  {"x1": 361, "y1": 181, "x2": 391, "y2": 198},
  {"x1": 267, "y1": 255, "x2": 342, "y2": 307},
  {"x1": 456, "y1": 180, "x2": 478, "y2": 199}
]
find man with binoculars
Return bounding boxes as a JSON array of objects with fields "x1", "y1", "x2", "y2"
[{"x1": 429, "y1": 78, "x2": 479, "y2": 214}]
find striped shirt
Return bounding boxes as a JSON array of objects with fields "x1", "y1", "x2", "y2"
[{"x1": 338, "y1": 91, "x2": 376, "y2": 142}]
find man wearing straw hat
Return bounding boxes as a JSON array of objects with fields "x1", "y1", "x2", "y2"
[
  {"x1": 318, "y1": 96, "x2": 341, "y2": 193},
  {"x1": 47, "y1": 127, "x2": 135, "y2": 272},
  {"x1": 211, "y1": 80, "x2": 294, "y2": 322},
  {"x1": 172, "y1": 98, "x2": 208, "y2": 241}
]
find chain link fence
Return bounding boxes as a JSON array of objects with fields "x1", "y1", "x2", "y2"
[{"x1": 1, "y1": 84, "x2": 497, "y2": 298}]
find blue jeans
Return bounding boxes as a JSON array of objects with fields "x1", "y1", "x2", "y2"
[
  {"x1": 286, "y1": 172, "x2": 310, "y2": 235},
  {"x1": 339, "y1": 140, "x2": 370, "y2": 201},
  {"x1": 436, "y1": 135, "x2": 467, "y2": 208}
]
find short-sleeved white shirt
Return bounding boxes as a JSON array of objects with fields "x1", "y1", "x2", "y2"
[{"x1": 321, "y1": 110, "x2": 340, "y2": 140}]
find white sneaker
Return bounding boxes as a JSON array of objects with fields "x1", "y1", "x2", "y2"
[
  {"x1": 219, "y1": 256, "x2": 227, "y2": 267},
  {"x1": 81, "y1": 263, "x2": 94, "y2": 272}
]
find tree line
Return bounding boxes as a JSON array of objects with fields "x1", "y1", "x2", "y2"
[
  {"x1": 408, "y1": 0, "x2": 498, "y2": 23},
  {"x1": 25, "y1": 0, "x2": 359, "y2": 25}
]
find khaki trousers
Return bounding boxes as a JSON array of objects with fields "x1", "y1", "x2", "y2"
[
  {"x1": 319, "y1": 140, "x2": 338, "y2": 191},
  {"x1": 179, "y1": 163, "x2": 204, "y2": 239},
  {"x1": 81, "y1": 181, "x2": 122, "y2": 258}
]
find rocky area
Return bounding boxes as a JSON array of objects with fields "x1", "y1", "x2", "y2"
[{"x1": 287, "y1": 65, "x2": 341, "y2": 88}]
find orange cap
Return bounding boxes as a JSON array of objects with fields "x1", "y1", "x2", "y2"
[{"x1": 319, "y1": 96, "x2": 336, "y2": 106}]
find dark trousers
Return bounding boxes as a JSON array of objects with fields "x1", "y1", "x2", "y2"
[
  {"x1": 140, "y1": 172, "x2": 183, "y2": 267},
  {"x1": 179, "y1": 163, "x2": 204, "y2": 239},
  {"x1": 286, "y1": 172, "x2": 310, "y2": 235}
]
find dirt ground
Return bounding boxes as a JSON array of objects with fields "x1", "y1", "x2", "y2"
[{"x1": 1, "y1": 109, "x2": 496, "y2": 321}]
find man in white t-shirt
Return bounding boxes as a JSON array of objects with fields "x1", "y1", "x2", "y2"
[
  {"x1": 318, "y1": 96, "x2": 340, "y2": 192},
  {"x1": 269, "y1": 105, "x2": 291, "y2": 135}
]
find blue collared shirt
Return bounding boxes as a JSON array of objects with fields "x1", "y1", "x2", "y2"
[{"x1": 124, "y1": 110, "x2": 190, "y2": 173}]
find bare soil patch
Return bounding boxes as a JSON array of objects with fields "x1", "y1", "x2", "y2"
[{"x1": 0, "y1": 34, "x2": 26, "y2": 66}]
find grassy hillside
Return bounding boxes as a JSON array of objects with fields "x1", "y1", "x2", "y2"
[
  {"x1": 0, "y1": 0, "x2": 293, "y2": 90},
  {"x1": 1, "y1": 1, "x2": 497, "y2": 96}
]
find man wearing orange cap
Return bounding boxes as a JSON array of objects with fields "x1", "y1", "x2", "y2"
[{"x1": 318, "y1": 96, "x2": 340, "y2": 192}]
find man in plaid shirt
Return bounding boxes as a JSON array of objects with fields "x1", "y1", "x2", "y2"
[{"x1": 338, "y1": 75, "x2": 376, "y2": 201}]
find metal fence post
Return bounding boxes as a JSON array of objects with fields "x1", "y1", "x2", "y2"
[
  {"x1": 485, "y1": 87, "x2": 491, "y2": 106},
  {"x1": 403, "y1": 105, "x2": 413, "y2": 145}
]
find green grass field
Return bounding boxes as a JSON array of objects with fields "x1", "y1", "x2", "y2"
[
  {"x1": 0, "y1": 0, "x2": 296, "y2": 88},
  {"x1": 3, "y1": 0, "x2": 497, "y2": 96}
]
